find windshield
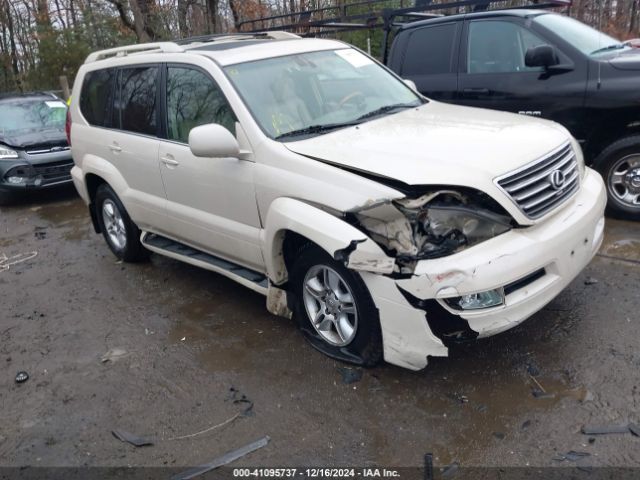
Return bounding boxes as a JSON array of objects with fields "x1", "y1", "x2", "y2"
[
  {"x1": 224, "y1": 48, "x2": 423, "y2": 140},
  {"x1": 535, "y1": 14, "x2": 631, "y2": 56},
  {"x1": 0, "y1": 97, "x2": 67, "y2": 142}
]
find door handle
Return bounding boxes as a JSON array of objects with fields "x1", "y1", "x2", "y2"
[
  {"x1": 109, "y1": 143, "x2": 122, "y2": 153},
  {"x1": 463, "y1": 88, "x2": 491, "y2": 95},
  {"x1": 161, "y1": 156, "x2": 180, "y2": 167}
]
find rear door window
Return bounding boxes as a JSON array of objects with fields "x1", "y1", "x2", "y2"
[
  {"x1": 401, "y1": 24, "x2": 458, "y2": 76},
  {"x1": 114, "y1": 66, "x2": 159, "y2": 136},
  {"x1": 80, "y1": 69, "x2": 115, "y2": 127},
  {"x1": 165, "y1": 66, "x2": 236, "y2": 143}
]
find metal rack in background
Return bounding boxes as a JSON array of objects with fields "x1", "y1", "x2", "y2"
[{"x1": 237, "y1": 0, "x2": 572, "y2": 61}]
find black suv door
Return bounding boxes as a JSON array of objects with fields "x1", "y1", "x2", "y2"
[
  {"x1": 457, "y1": 16, "x2": 589, "y2": 141},
  {"x1": 389, "y1": 21, "x2": 461, "y2": 102}
]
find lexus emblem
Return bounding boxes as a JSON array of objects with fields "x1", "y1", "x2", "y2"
[{"x1": 549, "y1": 170, "x2": 566, "y2": 190}]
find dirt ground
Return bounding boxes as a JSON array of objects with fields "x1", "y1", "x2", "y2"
[{"x1": 1, "y1": 186, "x2": 639, "y2": 476}]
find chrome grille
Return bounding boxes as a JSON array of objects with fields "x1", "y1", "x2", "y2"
[
  {"x1": 26, "y1": 146, "x2": 70, "y2": 155},
  {"x1": 496, "y1": 142, "x2": 580, "y2": 219}
]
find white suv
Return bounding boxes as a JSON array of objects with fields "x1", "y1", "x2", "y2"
[{"x1": 69, "y1": 32, "x2": 606, "y2": 371}]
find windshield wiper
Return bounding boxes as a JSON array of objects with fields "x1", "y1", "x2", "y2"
[
  {"x1": 275, "y1": 121, "x2": 360, "y2": 140},
  {"x1": 591, "y1": 43, "x2": 626, "y2": 55},
  {"x1": 355, "y1": 103, "x2": 417, "y2": 122}
]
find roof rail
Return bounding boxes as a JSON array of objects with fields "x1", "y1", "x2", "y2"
[
  {"x1": 175, "y1": 31, "x2": 299, "y2": 46},
  {"x1": 85, "y1": 42, "x2": 184, "y2": 63}
]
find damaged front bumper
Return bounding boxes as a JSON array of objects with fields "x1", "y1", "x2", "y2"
[{"x1": 358, "y1": 170, "x2": 606, "y2": 371}]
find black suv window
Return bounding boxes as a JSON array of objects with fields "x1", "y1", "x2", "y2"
[
  {"x1": 80, "y1": 69, "x2": 115, "y2": 127},
  {"x1": 166, "y1": 66, "x2": 237, "y2": 143},
  {"x1": 467, "y1": 20, "x2": 546, "y2": 74},
  {"x1": 115, "y1": 66, "x2": 158, "y2": 136},
  {"x1": 401, "y1": 24, "x2": 458, "y2": 76}
]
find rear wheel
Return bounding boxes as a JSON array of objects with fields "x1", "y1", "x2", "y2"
[
  {"x1": 595, "y1": 136, "x2": 640, "y2": 220},
  {"x1": 290, "y1": 244, "x2": 382, "y2": 367},
  {"x1": 95, "y1": 184, "x2": 149, "y2": 262}
]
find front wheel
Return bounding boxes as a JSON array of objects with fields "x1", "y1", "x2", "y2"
[
  {"x1": 595, "y1": 136, "x2": 640, "y2": 220},
  {"x1": 95, "y1": 184, "x2": 149, "y2": 262},
  {"x1": 290, "y1": 244, "x2": 382, "y2": 367}
]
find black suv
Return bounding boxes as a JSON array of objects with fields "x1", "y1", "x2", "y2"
[
  {"x1": 387, "y1": 9, "x2": 640, "y2": 219},
  {"x1": 0, "y1": 92, "x2": 74, "y2": 204}
]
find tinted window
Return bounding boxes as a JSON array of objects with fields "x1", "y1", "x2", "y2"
[
  {"x1": 115, "y1": 66, "x2": 158, "y2": 135},
  {"x1": 468, "y1": 21, "x2": 546, "y2": 74},
  {"x1": 80, "y1": 69, "x2": 114, "y2": 127},
  {"x1": 166, "y1": 67, "x2": 236, "y2": 143},
  {"x1": 402, "y1": 24, "x2": 457, "y2": 76}
]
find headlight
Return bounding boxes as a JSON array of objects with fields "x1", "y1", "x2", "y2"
[
  {"x1": 353, "y1": 190, "x2": 513, "y2": 265},
  {"x1": 411, "y1": 205, "x2": 512, "y2": 259},
  {"x1": 0, "y1": 146, "x2": 19, "y2": 159}
]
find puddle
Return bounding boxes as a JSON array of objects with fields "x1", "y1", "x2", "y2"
[
  {"x1": 600, "y1": 218, "x2": 640, "y2": 261},
  {"x1": 34, "y1": 198, "x2": 91, "y2": 241}
]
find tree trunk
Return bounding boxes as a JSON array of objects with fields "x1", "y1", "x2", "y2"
[{"x1": 177, "y1": 0, "x2": 189, "y2": 37}]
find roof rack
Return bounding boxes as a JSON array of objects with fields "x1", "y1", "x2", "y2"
[
  {"x1": 238, "y1": 0, "x2": 571, "y2": 60},
  {"x1": 84, "y1": 31, "x2": 300, "y2": 63},
  {"x1": 85, "y1": 42, "x2": 184, "y2": 63},
  {"x1": 175, "y1": 31, "x2": 299, "y2": 45}
]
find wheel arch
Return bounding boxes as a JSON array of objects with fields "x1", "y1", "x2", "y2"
[{"x1": 262, "y1": 198, "x2": 395, "y2": 285}]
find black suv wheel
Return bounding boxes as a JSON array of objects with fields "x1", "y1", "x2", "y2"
[{"x1": 595, "y1": 136, "x2": 640, "y2": 220}]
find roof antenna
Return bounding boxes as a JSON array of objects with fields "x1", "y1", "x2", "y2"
[{"x1": 597, "y1": 1, "x2": 603, "y2": 89}]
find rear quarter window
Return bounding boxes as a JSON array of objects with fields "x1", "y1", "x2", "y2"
[
  {"x1": 80, "y1": 69, "x2": 115, "y2": 127},
  {"x1": 401, "y1": 23, "x2": 458, "y2": 76}
]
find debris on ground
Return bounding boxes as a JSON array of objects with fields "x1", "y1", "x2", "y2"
[
  {"x1": 100, "y1": 348, "x2": 129, "y2": 363},
  {"x1": 553, "y1": 451, "x2": 591, "y2": 462},
  {"x1": 441, "y1": 461, "x2": 460, "y2": 477},
  {"x1": 337, "y1": 366, "x2": 362, "y2": 385},
  {"x1": 169, "y1": 403, "x2": 254, "y2": 441},
  {"x1": 34, "y1": 227, "x2": 47, "y2": 240},
  {"x1": 492, "y1": 432, "x2": 505, "y2": 440},
  {"x1": 0, "y1": 251, "x2": 38, "y2": 272},
  {"x1": 112, "y1": 429, "x2": 154, "y2": 447},
  {"x1": 424, "y1": 453, "x2": 433, "y2": 480},
  {"x1": 521, "y1": 420, "x2": 532, "y2": 430},
  {"x1": 584, "y1": 277, "x2": 599, "y2": 285},
  {"x1": 581, "y1": 424, "x2": 631, "y2": 435},
  {"x1": 15, "y1": 371, "x2": 29, "y2": 384},
  {"x1": 171, "y1": 436, "x2": 270, "y2": 480},
  {"x1": 581, "y1": 423, "x2": 640, "y2": 437},
  {"x1": 530, "y1": 375, "x2": 555, "y2": 399}
]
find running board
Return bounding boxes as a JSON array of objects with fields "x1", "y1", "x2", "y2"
[{"x1": 141, "y1": 232, "x2": 268, "y2": 295}]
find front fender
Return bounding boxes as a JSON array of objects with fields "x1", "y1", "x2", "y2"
[{"x1": 262, "y1": 197, "x2": 395, "y2": 284}]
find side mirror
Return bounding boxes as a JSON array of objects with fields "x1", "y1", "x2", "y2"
[
  {"x1": 525, "y1": 44, "x2": 558, "y2": 68},
  {"x1": 403, "y1": 79, "x2": 417, "y2": 91},
  {"x1": 188, "y1": 123, "x2": 240, "y2": 158}
]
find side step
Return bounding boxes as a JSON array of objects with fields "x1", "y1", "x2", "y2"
[{"x1": 141, "y1": 232, "x2": 268, "y2": 295}]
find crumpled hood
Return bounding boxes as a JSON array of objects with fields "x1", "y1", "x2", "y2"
[{"x1": 284, "y1": 101, "x2": 571, "y2": 190}]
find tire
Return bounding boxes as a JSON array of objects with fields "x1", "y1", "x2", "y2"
[
  {"x1": 290, "y1": 244, "x2": 383, "y2": 367},
  {"x1": 594, "y1": 136, "x2": 640, "y2": 220},
  {"x1": 94, "y1": 184, "x2": 149, "y2": 262}
]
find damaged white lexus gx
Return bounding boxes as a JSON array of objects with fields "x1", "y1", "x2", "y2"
[{"x1": 69, "y1": 32, "x2": 606, "y2": 370}]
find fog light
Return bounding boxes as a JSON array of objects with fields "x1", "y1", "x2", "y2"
[
  {"x1": 447, "y1": 288, "x2": 504, "y2": 310},
  {"x1": 6, "y1": 176, "x2": 26, "y2": 184}
]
